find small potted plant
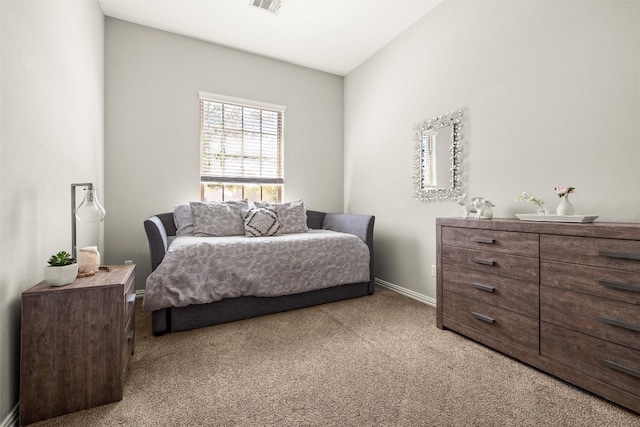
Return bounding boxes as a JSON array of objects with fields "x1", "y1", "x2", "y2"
[{"x1": 43, "y1": 251, "x2": 79, "y2": 286}]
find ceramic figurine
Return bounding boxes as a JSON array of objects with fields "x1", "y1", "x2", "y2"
[
  {"x1": 472, "y1": 198, "x2": 495, "y2": 220},
  {"x1": 456, "y1": 194, "x2": 476, "y2": 218}
]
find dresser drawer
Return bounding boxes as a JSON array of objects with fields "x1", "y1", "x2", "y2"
[
  {"x1": 442, "y1": 227, "x2": 539, "y2": 257},
  {"x1": 541, "y1": 285, "x2": 640, "y2": 351},
  {"x1": 542, "y1": 322, "x2": 640, "y2": 397},
  {"x1": 541, "y1": 235, "x2": 640, "y2": 273},
  {"x1": 442, "y1": 266, "x2": 539, "y2": 318},
  {"x1": 443, "y1": 245, "x2": 539, "y2": 283},
  {"x1": 541, "y1": 260, "x2": 640, "y2": 305},
  {"x1": 443, "y1": 291, "x2": 539, "y2": 353}
]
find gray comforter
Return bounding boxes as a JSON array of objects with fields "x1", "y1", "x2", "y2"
[{"x1": 143, "y1": 230, "x2": 371, "y2": 311}]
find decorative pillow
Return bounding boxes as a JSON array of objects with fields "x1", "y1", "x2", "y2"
[
  {"x1": 242, "y1": 208, "x2": 281, "y2": 237},
  {"x1": 174, "y1": 203, "x2": 194, "y2": 236},
  {"x1": 190, "y1": 200, "x2": 249, "y2": 237},
  {"x1": 255, "y1": 199, "x2": 308, "y2": 234}
]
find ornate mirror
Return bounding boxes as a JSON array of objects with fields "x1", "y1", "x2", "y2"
[{"x1": 412, "y1": 109, "x2": 463, "y2": 201}]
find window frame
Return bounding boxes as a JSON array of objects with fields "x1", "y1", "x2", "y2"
[{"x1": 199, "y1": 91, "x2": 285, "y2": 202}]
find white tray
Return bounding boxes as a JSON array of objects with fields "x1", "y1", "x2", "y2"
[{"x1": 515, "y1": 214, "x2": 599, "y2": 223}]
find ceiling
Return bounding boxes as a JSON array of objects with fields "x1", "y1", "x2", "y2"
[{"x1": 98, "y1": 0, "x2": 443, "y2": 76}]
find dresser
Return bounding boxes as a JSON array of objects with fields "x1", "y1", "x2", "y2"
[
  {"x1": 20, "y1": 264, "x2": 136, "y2": 426},
  {"x1": 436, "y1": 218, "x2": 640, "y2": 413}
]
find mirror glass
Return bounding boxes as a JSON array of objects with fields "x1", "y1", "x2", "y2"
[{"x1": 413, "y1": 110, "x2": 463, "y2": 201}]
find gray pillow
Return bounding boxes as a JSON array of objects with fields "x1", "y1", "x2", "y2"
[
  {"x1": 190, "y1": 200, "x2": 249, "y2": 237},
  {"x1": 255, "y1": 199, "x2": 308, "y2": 234},
  {"x1": 242, "y1": 207, "x2": 281, "y2": 237},
  {"x1": 174, "y1": 203, "x2": 194, "y2": 236}
]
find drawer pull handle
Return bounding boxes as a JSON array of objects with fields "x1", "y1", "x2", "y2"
[
  {"x1": 472, "y1": 258, "x2": 495, "y2": 266},
  {"x1": 599, "y1": 251, "x2": 640, "y2": 261},
  {"x1": 598, "y1": 358, "x2": 640, "y2": 379},
  {"x1": 472, "y1": 312, "x2": 495, "y2": 324},
  {"x1": 598, "y1": 279, "x2": 640, "y2": 293},
  {"x1": 471, "y1": 237, "x2": 495, "y2": 244},
  {"x1": 127, "y1": 294, "x2": 136, "y2": 303},
  {"x1": 598, "y1": 316, "x2": 640, "y2": 332},
  {"x1": 473, "y1": 283, "x2": 495, "y2": 293}
]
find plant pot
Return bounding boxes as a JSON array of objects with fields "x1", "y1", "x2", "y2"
[{"x1": 43, "y1": 264, "x2": 79, "y2": 286}]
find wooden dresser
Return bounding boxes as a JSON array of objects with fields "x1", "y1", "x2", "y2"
[
  {"x1": 436, "y1": 218, "x2": 640, "y2": 413},
  {"x1": 20, "y1": 264, "x2": 136, "y2": 426}
]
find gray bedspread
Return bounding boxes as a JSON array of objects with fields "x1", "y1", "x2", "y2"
[{"x1": 143, "y1": 230, "x2": 371, "y2": 312}]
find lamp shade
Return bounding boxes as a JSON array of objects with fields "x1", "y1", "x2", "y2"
[{"x1": 75, "y1": 187, "x2": 105, "y2": 223}]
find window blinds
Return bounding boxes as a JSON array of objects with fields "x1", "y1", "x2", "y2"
[{"x1": 199, "y1": 91, "x2": 285, "y2": 184}]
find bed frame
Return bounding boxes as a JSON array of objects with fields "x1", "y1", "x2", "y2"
[{"x1": 144, "y1": 210, "x2": 375, "y2": 335}]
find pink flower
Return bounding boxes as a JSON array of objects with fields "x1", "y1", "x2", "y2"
[{"x1": 554, "y1": 186, "x2": 575, "y2": 198}]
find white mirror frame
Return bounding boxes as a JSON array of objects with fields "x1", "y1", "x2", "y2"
[{"x1": 412, "y1": 109, "x2": 464, "y2": 201}]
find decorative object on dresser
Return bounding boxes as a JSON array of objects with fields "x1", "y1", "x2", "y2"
[
  {"x1": 516, "y1": 188, "x2": 597, "y2": 223},
  {"x1": 412, "y1": 109, "x2": 464, "y2": 201},
  {"x1": 555, "y1": 185, "x2": 576, "y2": 216},
  {"x1": 20, "y1": 264, "x2": 136, "y2": 426},
  {"x1": 456, "y1": 194, "x2": 495, "y2": 219},
  {"x1": 515, "y1": 190, "x2": 548, "y2": 215},
  {"x1": 43, "y1": 250, "x2": 78, "y2": 286},
  {"x1": 472, "y1": 197, "x2": 494, "y2": 219},
  {"x1": 77, "y1": 245, "x2": 101, "y2": 276},
  {"x1": 436, "y1": 218, "x2": 640, "y2": 414}
]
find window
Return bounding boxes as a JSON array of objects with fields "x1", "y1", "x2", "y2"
[{"x1": 199, "y1": 91, "x2": 285, "y2": 203}]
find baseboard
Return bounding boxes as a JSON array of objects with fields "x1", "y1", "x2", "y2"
[
  {"x1": 1, "y1": 403, "x2": 19, "y2": 427},
  {"x1": 375, "y1": 278, "x2": 436, "y2": 307}
]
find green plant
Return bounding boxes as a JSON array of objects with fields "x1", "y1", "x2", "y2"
[{"x1": 47, "y1": 251, "x2": 75, "y2": 266}]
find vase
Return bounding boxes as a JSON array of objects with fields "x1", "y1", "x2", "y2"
[{"x1": 556, "y1": 195, "x2": 575, "y2": 216}]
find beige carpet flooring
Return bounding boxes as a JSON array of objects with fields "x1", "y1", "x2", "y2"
[{"x1": 30, "y1": 286, "x2": 639, "y2": 426}]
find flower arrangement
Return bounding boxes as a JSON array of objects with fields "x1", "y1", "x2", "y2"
[
  {"x1": 555, "y1": 186, "x2": 575, "y2": 198},
  {"x1": 515, "y1": 191, "x2": 546, "y2": 212}
]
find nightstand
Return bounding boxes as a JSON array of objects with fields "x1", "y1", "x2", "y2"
[{"x1": 20, "y1": 264, "x2": 136, "y2": 426}]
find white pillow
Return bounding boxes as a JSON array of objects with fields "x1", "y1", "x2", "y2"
[
  {"x1": 190, "y1": 200, "x2": 249, "y2": 237},
  {"x1": 242, "y1": 207, "x2": 281, "y2": 237},
  {"x1": 254, "y1": 199, "x2": 308, "y2": 234}
]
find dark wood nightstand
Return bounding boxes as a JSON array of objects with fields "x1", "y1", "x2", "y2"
[{"x1": 20, "y1": 264, "x2": 136, "y2": 426}]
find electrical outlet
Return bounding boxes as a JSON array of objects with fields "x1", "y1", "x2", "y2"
[
  {"x1": 431, "y1": 265, "x2": 436, "y2": 277},
  {"x1": 124, "y1": 260, "x2": 133, "y2": 265}
]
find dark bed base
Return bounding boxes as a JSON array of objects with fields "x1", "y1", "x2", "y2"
[
  {"x1": 152, "y1": 281, "x2": 372, "y2": 335},
  {"x1": 145, "y1": 209, "x2": 375, "y2": 336}
]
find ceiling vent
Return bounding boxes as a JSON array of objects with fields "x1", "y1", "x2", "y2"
[{"x1": 250, "y1": 0, "x2": 283, "y2": 14}]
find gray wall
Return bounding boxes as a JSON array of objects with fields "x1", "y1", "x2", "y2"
[
  {"x1": 344, "y1": 0, "x2": 640, "y2": 302},
  {"x1": 104, "y1": 19, "x2": 344, "y2": 289},
  {"x1": 0, "y1": 0, "x2": 104, "y2": 422}
]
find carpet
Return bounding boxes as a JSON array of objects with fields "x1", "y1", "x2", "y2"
[{"x1": 29, "y1": 286, "x2": 639, "y2": 426}]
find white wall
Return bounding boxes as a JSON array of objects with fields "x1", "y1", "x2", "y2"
[
  {"x1": 104, "y1": 18, "x2": 344, "y2": 289},
  {"x1": 344, "y1": 1, "x2": 640, "y2": 301},
  {"x1": 0, "y1": 0, "x2": 104, "y2": 422}
]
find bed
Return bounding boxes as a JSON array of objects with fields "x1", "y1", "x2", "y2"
[{"x1": 143, "y1": 205, "x2": 375, "y2": 335}]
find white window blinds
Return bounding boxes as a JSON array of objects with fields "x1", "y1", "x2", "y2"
[{"x1": 199, "y1": 92, "x2": 285, "y2": 184}]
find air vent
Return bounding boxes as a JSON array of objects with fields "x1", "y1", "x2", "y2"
[{"x1": 250, "y1": 0, "x2": 283, "y2": 14}]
